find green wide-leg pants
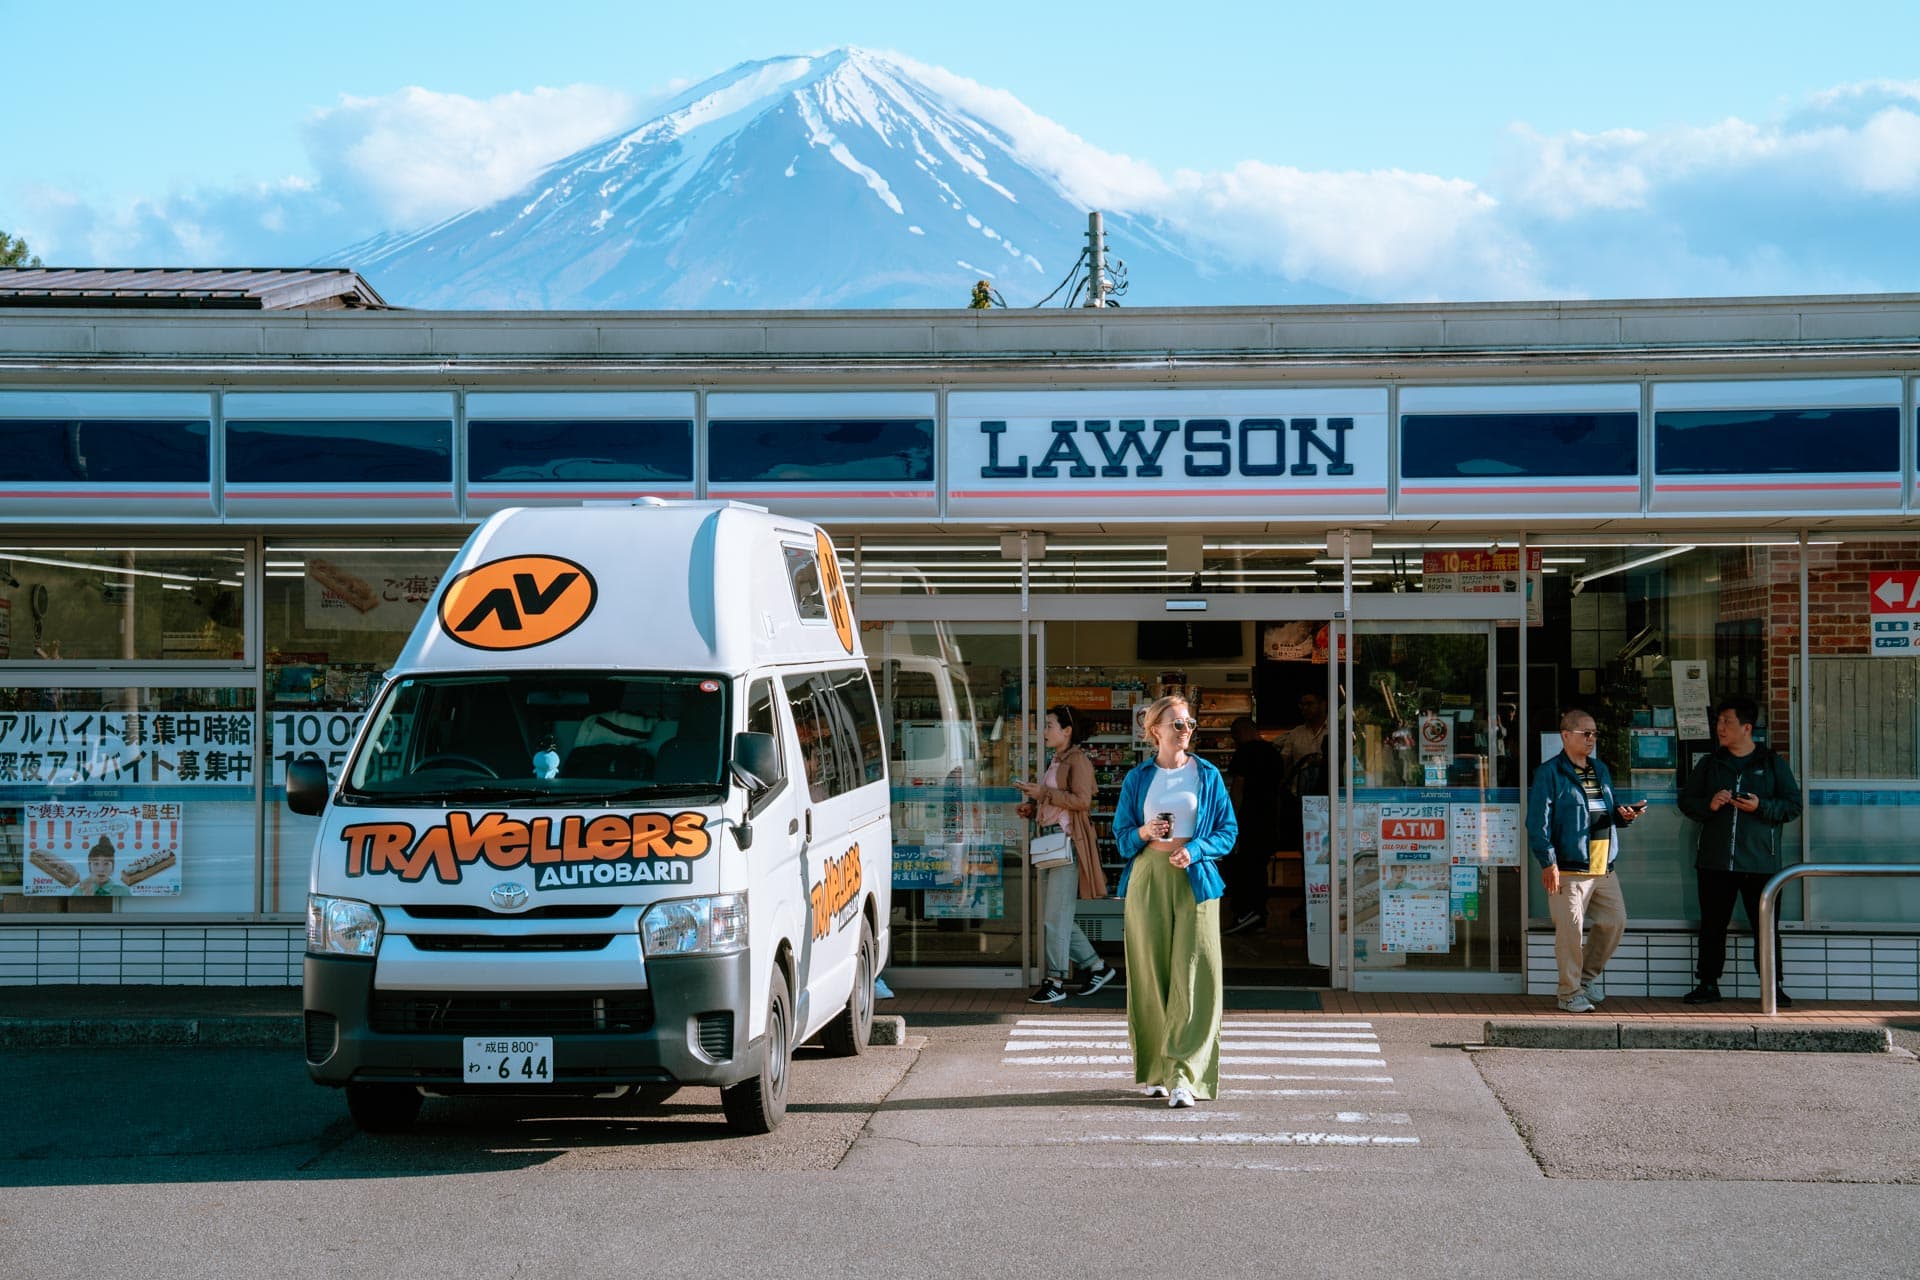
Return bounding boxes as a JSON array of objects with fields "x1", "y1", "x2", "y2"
[{"x1": 1123, "y1": 850, "x2": 1224, "y2": 1098}]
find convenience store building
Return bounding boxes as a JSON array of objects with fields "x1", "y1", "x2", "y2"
[{"x1": 3, "y1": 275, "x2": 1919, "y2": 1000}]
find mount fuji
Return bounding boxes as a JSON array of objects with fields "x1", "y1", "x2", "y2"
[{"x1": 336, "y1": 48, "x2": 1344, "y2": 310}]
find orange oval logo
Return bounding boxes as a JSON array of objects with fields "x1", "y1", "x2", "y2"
[
  {"x1": 816, "y1": 529, "x2": 854, "y2": 654},
  {"x1": 437, "y1": 554, "x2": 597, "y2": 651}
]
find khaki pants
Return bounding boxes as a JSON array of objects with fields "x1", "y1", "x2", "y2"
[
  {"x1": 1547, "y1": 872, "x2": 1627, "y2": 999},
  {"x1": 1123, "y1": 849, "x2": 1224, "y2": 1098}
]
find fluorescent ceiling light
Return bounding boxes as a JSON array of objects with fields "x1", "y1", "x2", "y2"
[{"x1": 1572, "y1": 545, "x2": 1694, "y2": 594}]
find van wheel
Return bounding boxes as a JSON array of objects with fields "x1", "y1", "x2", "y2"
[
  {"x1": 345, "y1": 1083, "x2": 423, "y2": 1133},
  {"x1": 721, "y1": 977, "x2": 792, "y2": 1135},
  {"x1": 822, "y1": 918, "x2": 876, "y2": 1057}
]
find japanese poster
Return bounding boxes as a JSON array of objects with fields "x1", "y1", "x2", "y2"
[
  {"x1": 1377, "y1": 802, "x2": 1449, "y2": 864},
  {"x1": 1449, "y1": 803, "x2": 1523, "y2": 865},
  {"x1": 1672, "y1": 662, "x2": 1713, "y2": 739},
  {"x1": 0, "y1": 712, "x2": 253, "y2": 785},
  {"x1": 24, "y1": 801, "x2": 183, "y2": 897},
  {"x1": 302, "y1": 555, "x2": 442, "y2": 633}
]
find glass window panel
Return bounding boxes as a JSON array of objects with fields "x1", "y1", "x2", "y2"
[
  {"x1": 226, "y1": 420, "x2": 452, "y2": 484},
  {"x1": 784, "y1": 673, "x2": 847, "y2": 803},
  {"x1": 265, "y1": 543, "x2": 460, "y2": 912},
  {"x1": 1401, "y1": 412, "x2": 1638, "y2": 478},
  {"x1": 1655, "y1": 407, "x2": 1898, "y2": 475},
  {"x1": 0, "y1": 685, "x2": 257, "y2": 916},
  {"x1": 784, "y1": 546, "x2": 828, "y2": 621},
  {"x1": 467, "y1": 419, "x2": 693, "y2": 483},
  {"x1": 1802, "y1": 535, "x2": 1920, "y2": 926},
  {"x1": 707, "y1": 419, "x2": 934, "y2": 483},
  {"x1": 1525, "y1": 539, "x2": 1804, "y2": 925},
  {"x1": 0, "y1": 546, "x2": 244, "y2": 663},
  {"x1": 0, "y1": 420, "x2": 210, "y2": 484},
  {"x1": 867, "y1": 621, "x2": 1026, "y2": 969}
]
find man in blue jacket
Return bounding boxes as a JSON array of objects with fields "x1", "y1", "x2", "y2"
[{"x1": 1528, "y1": 709, "x2": 1646, "y2": 1012}]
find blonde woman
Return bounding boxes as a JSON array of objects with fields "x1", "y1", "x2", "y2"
[
  {"x1": 1013, "y1": 705, "x2": 1114, "y2": 1004},
  {"x1": 1112, "y1": 695, "x2": 1237, "y2": 1108}
]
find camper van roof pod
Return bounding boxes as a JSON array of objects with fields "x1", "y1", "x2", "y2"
[{"x1": 393, "y1": 503, "x2": 860, "y2": 676}]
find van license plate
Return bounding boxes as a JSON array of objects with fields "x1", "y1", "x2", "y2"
[{"x1": 463, "y1": 1037, "x2": 554, "y2": 1085}]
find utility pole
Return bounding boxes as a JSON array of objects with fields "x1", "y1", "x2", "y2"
[{"x1": 1083, "y1": 210, "x2": 1108, "y2": 308}]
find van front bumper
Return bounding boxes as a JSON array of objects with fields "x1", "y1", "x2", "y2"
[{"x1": 302, "y1": 951, "x2": 761, "y2": 1092}]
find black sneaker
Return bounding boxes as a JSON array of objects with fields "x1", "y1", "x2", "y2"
[
  {"x1": 1224, "y1": 910, "x2": 1264, "y2": 936},
  {"x1": 1073, "y1": 965, "x2": 1117, "y2": 997},
  {"x1": 1681, "y1": 982, "x2": 1722, "y2": 1004},
  {"x1": 1027, "y1": 978, "x2": 1067, "y2": 1004},
  {"x1": 1775, "y1": 989, "x2": 1794, "y2": 1009}
]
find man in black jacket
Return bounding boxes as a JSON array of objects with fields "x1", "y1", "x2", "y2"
[{"x1": 1677, "y1": 696, "x2": 1803, "y2": 1006}]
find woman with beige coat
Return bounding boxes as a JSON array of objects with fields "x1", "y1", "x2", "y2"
[{"x1": 1014, "y1": 705, "x2": 1115, "y2": 1003}]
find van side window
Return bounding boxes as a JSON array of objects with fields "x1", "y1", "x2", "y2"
[
  {"x1": 783, "y1": 545, "x2": 828, "y2": 621},
  {"x1": 783, "y1": 673, "x2": 844, "y2": 803},
  {"x1": 826, "y1": 666, "x2": 886, "y2": 787}
]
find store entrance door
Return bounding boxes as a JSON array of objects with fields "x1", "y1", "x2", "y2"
[{"x1": 1320, "y1": 616, "x2": 1526, "y2": 992}]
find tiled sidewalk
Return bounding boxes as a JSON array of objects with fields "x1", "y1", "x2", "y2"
[{"x1": 883, "y1": 986, "x2": 1920, "y2": 1024}]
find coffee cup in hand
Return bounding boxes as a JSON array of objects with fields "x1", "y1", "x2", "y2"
[{"x1": 1155, "y1": 811, "x2": 1174, "y2": 838}]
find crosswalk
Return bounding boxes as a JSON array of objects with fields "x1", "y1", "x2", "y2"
[{"x1": 1000, "y1": 1017, "x2": 1420, "y2": 1157}]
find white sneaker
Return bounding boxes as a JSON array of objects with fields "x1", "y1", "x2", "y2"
[
  {"x1": 1557, "y1": 993, "x2": 1596, "y2": 1013},
  {"x1": 1168, "y1": 1086, "x2": 1196, "y2": 1109},
  {"x1": 1143, "y1": 1084, "x2": 1169, "y2": 1098},
  {"x1": 1582, "y1": 976, "x2": 1605, "y2": 1006}
]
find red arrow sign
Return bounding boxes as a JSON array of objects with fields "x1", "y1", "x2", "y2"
[{"x1": 1870, "y1": 571, "x2": 1920, "y2": 613}]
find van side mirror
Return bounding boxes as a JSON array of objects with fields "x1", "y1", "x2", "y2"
[
  {"x1": 286, "y1": 752, "x2": 331, "y2": 817},
  {"x1": 731, "y1": 731, "x2": 783, "y2": 796}
]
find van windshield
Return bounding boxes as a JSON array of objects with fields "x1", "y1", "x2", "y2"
[{"x1": 341, "y1": 672, "x2": 730, "y2": 806}]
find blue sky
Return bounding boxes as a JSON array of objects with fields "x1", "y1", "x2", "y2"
[{"x1": 7, "y1": 0, "x2": 1920, "y2": 300}]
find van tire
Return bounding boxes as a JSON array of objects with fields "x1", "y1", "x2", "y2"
[
  {"x1": 821, "y1": 918, "x2": 876, "y2": 1057},
  {"x1": 721, "y1": 978, "x2": 791, "y2": 1135},
  {"x1": 345, "y1": 1084, "x2": 423, "y2": 1133}
]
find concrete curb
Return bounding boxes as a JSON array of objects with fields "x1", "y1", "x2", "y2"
[
  {"x1": 1482, "y1": 1020, "x2": 1893, "y2": 1053},
  {"x1": 870, "y1": 1015, "x2": 908, "y2": 1046},
  {"x1": 1, "y1": 1015, "x2": 303, "y2": 1048}
]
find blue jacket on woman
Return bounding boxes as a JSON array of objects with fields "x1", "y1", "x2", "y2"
[
  {"x1": 1112, "y1": 755, "x2": 1238, "y2": 903},
  {"x1": 1526, "y1": 751, "x2": 1632, "y2": 872}
]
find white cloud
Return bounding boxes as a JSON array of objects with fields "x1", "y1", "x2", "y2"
[{"x1": 304, "y1": 84, "x2": 640, "y2": 224}]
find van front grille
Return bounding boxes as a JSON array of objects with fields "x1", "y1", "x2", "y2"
[
  {"x1": 401, "y1": 904, "x2": 625, "y2": 921},
  {"x1": 369, "y1": 992, "x2": 654, "y2": 1035},
  {"x1": 407, "y1": 934, "x2": 615, "y2": 952}
]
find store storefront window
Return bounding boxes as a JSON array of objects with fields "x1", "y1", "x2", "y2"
[
  {"x1": 0, "y1": 684, "x2": 256, "y2": 915},
  {"x1": 0, "y1": 545, "x2": 245, "y2": 664},
  {"x1": 867, "y1": 621, "x2": 1027, "y2": 969},
  {"x1": 1803, "y1": 534, "x2": 1920, "y2": 927},
  {"x1": 1525, "y1": 539, "x2": 1804, "y2": 925},
  {"x1": 263, "y1": 542, "x2": 461, "y2": 911}
]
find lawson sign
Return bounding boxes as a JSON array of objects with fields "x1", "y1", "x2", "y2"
[{"x1": 946, "y1": 389, "x2": 1389, "y2": 518}]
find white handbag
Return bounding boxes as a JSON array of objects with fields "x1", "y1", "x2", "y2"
[{"x1": 1028, "y1": 826, "x2": 1073, "y2": 868}]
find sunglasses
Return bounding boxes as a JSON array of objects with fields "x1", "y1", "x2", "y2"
[
  {"x1": 1564, "y1": 728, "x2": 1597, "y2": 739},
  {"x1": 1167, "y1": 718, "x2": 1199, "y2": 732}
]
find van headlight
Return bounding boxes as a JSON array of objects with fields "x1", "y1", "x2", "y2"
[
  {"x1": 640, "y1": 894, "x2": 748, "y2": 957},
  {"x1": 307, "y1": 895, "x2": 383, "y2": 958}
]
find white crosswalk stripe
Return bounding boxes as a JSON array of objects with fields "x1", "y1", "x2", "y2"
[{"x1": 998, "y1": 1016, "x2": 1421, "y2": 1158}]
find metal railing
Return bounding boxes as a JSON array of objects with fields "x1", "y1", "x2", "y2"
[{"x1": 1758, "y1": 863, "x2": 1920, "y2": 1016}]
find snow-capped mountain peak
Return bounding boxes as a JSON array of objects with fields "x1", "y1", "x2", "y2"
[{"x1": 338, "y1": 47, "x2": 1331, "y2": 309}]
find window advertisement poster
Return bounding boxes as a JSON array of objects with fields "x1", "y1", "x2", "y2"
[
  {"x1": 1421, "y1": 549, "x2": 1543, "y2": 626},
  {"x1": 1672, "y1": 662, "x2": 1713, "y2": 739},
  {"x1": 921, "y1": 842, "x2": 1006, "y2": 918},
  {"x1": 1377, "y1": 802, "x2": 1449, "y2": 863},
  {"x1": 0, "y1": 712, "x2": 253, "y2": 785},
  {"x1": 1449, "y1": 803, "x2": 1523, "y2": 865},
  {"x1": 302, "y1": 555, "x2": 442, "y2": 633},
  {"x1": 25, "y1": 801, "x2": 183, "y2": 896},
  {"x1": 1381, "y1": 861, "x2": 1452, "y2": 951},
  {"x1": 1451, "y1": 863, "x2": 1481, "y2": 920}
]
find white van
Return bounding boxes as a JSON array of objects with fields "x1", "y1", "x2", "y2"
[{"x1": 287, "y1": 499, "x2": 892, "y2": 1135}]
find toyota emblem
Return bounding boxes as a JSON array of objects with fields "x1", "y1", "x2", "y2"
[{"x1": 489, "y1": 882, "x2": 530, "y2": 911}]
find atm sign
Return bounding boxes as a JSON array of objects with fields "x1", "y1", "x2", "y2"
[{"x1": 1379, "y1": 803, "x2": 1449, "y2": 863}]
